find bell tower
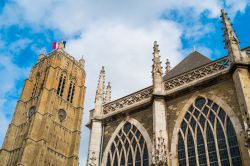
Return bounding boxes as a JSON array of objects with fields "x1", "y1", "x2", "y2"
[{"x1": 0, "y1": 42, "x2": 86, "y2": 166}]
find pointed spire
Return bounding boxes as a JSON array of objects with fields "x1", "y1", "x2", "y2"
[
  {"x1": 165, "y1": 59, "x2": 171, "y2": 74},
  {"x1": 94, "y1": 66, "x2": 105, "y2": 117},
  {"x1": 96, "y1": 66, "x2": 105, "y2": 101},
  {"x1": 221, "y1": 9, "x2": 242, "y2": 63},
  {"x1": 79, "y1": 56, "x2": 85, "y2": 68},
  {"x1": 152, "y1": 41, "x2": 163, "y2": 76},
  {"x1": 152, "y1": 41, "x2": 164, "y2": 95},
  {"x1": 38, "y1": 50, "x2": 45, "y2": 60},
  {"x1": 104, "y1": 82, "x2": 111, "y2": 104}
]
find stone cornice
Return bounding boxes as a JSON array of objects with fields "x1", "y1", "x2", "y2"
[
  {"x1": 47, "y1": 147, "x2": 79, "y2": 159},
  {"x1": 90, "y1": 56, "x2": 230, "y2": 118}
]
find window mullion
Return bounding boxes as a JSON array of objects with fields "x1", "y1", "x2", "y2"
[
  {"x1": 214, "y1": 115, "x2": 222, "y2": 166},
  {"x1": 202, "y1": 119, "x2": 210, "y2": 166},
  {"x1": 223, "y1": 116, "x2": 233, "y2": 166},
  {"x1": 184, "y1": 127, "x2": 189, "y2": 166},
  {"x1": 194, "y1": 122, "x2": 200, "y2": 166}
]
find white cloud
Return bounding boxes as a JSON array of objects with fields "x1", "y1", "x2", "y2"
[
  {"x1": 0, "y1": 55, "x2": 28, "y2": 145},
  {"x1": 0, "y1": 0, "x2": 246, "y2": 35},
  {"x1": 65, "y1": 21, "x2": 183, "y2": 164},
  {"x1": 66, "y1": 21, "x2": 183, "y2": 99},
  {"x1": 225, "y1": 0, "x2": 249, "y2": 16}
]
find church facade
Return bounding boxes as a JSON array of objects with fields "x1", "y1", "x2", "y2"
[
  {"x1": 0, "y1": 43, "x2": 86, "y2": 166},
  {"x1": 87, "y1": 9, "x2": 250, "y2": 166}
]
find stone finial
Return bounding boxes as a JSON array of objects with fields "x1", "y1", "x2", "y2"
[
  {"x1": 95, "y1": 66, "x2": 105, "y2": 101},
  {"x1": 221, "y1": 9, "x2": 242, "y2": 62},
  {"x1": 165, "y1": 59, "x2": 171, "y2": 74},
  {"x1": 79, "y1": 56, "x2": 85, "y2": 68},
  {"x1": 152, "y1": 41, "x2": 163, "y2": 76},
  {"x1": 153, "y1": 41, "x2": 160, "y2": 55},
  {"x1": 104, "y1": 82, "x2": 111, "y2": 104},
  {"x1": 58, "y1": 42, "x2": 64, "y2": 49},
  {"x1": 94, "y1": 66, "x2": 105, "y2": 117},
  {"x1": 38, "y1": 50, "x2": 45, "y2": 60},
  {"x1": 152, "y1": 41, "x2": 164, "y2": 95}
]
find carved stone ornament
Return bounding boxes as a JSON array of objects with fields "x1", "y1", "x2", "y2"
[
  {"x1": 27, "y1": 106, "x2": 36, "y2": 118},
  {"x1": 153, "y1": 65, "x2": 163, "y2": 75},
  {"x1": 58, "y1": 109, "x2": 67, "y2": 122},
  {"x1": 245, "y1": 128, "x2": 250, "y2": 147},
  {"x1": 152, "y1": 135, "x2": 168, "y2": 166},
  {"x1": 88, "y1": 152, "x2": 97, "y2": 166},
  {"x1": 103, "y1": 88, "x2": 153, "y2": 114},
  {"x1": 102, "y1": 57, "x2": 230, "y2": 115},
  {"x1": 164, "y1": 56, "x2": 230, "y2": 90}
]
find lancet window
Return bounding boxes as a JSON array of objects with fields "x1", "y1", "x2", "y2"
[
  {"x1": 67, "y1": 79, "x2": 75, "y2": 103},
  {"x1": 178, "y1": 97, "x2": 242, "y2": 166},
  {"x1": 57, "y1": 73, "x2": 66, "y2": 97},
  {"x1": 106, "y1": 122, "x2": 149, "y2": 166},
  {"x1": 32, "y1": 73, "x2": 40, "y2": 97}
]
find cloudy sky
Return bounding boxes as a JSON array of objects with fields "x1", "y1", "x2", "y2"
[{"x1": 0, "y1": 0, "x2": 250, "y2": 165}]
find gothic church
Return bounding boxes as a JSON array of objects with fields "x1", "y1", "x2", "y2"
[
  {"x1": 86, "y1": 9, "x2": 250, "y2": 166},
  {"x1": 1, "y1": 8, "x2": 250, "y2": 166}
]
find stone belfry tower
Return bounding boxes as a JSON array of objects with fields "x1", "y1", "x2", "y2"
[{"x1": 0, "y1": 42, "x2": 86, "y2": 166}]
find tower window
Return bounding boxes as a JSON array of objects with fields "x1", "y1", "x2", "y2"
[
  {"x1": 67, "y1": 80, "x2": 75, "y2": 103},
  {"x1": 32, "y1": 75, "x2": 40, "y2": 98},
  {"x1": 27, "y1": 106, "x2": 36, "y2": 118},
  {"x1": 57, "y1": 73, "x2": 66, "y2": 97}
]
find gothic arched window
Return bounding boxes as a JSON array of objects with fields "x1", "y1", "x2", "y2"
[
  {"x1": 57, "y1": 73, "x2": 66, "y2": 97},
  {"x1": 67, "y1": 79, "x2": 75, "y2": 103},
  {"x1": 178, "y1": 97, "x2": 242, "y2": 166},
  {"x1": 32, "y1": 73, "x2": 40, "y2": 97},
  {"x1": 106, "y1": 122, "x2": 149, "y2": 166}
]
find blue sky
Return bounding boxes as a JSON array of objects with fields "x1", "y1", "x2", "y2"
[{"x1": 0, "y1": 0, "x2": 249, "y2": 165}]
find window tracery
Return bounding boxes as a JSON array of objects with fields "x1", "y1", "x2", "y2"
[
  {"x1": 32, "y1": 74, "x2": 40, "y2": 97},
  {"x1": 106, "y1": 122, "x2": 149, "y2": 166},
  {"x1": 178, "y1": 97, "x2": 242, "y2": 166}
]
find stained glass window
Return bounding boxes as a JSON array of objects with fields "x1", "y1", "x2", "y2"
[
  {"x1": 178, "y1": 97, "x2": 242, "y2": 166},
  {"x1": 107, "y1": 122, "x2": 149, "y2": 166}
]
